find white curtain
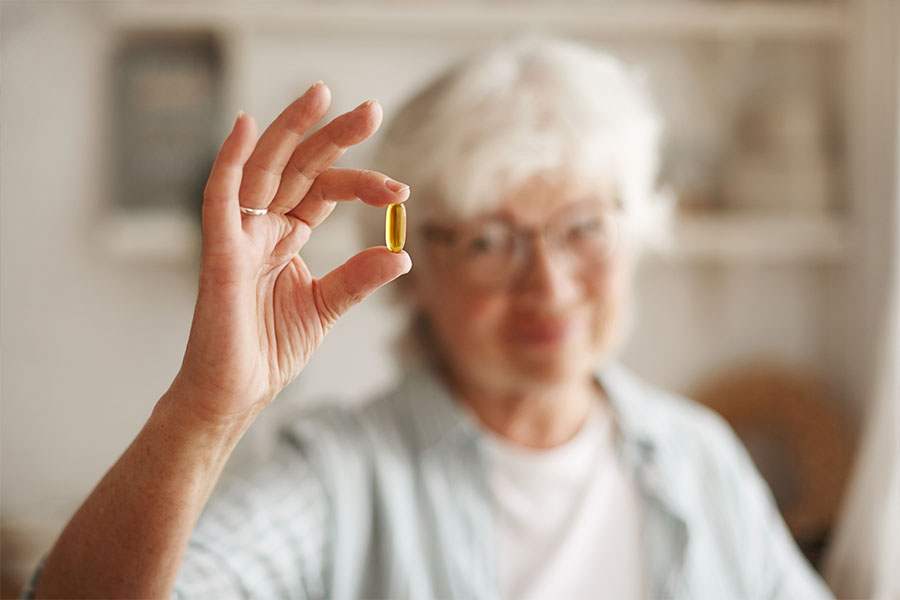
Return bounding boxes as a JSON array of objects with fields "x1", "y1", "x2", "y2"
[
  {"x1": 824, "y1": 7, "x2": 900, "y2": 591},
  {"x1": 824, "y1": 291, "x2": 900, "y2": 598}
]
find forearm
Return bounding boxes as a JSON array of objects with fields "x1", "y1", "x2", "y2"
[{"x1": 34, "y1": 386, "x2": 261, "y2": 599}]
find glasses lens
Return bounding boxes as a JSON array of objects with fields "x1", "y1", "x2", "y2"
[
  {"x1": 457, "y1": 220, "x2": 517, "y2": 285},
  {"x1": 552, "y1": 206, "x2": 618, "y2": 265},
  {"x1": 421, "y1": 204, "x2": 619, "y2": 290}
]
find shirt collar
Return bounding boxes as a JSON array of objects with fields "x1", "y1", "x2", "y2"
[
  {"x1": 400, "y1": 358, "x2": 663, "y2": 460},
  {"x1": 595, "y1": 360, "x2": 667, "y2": 467},
  {"x1": 397, "y1": 361, "x2": 481, "y2": 452},
  {"x1": 400, "y1": 360, "x2": 690, "y2": 505},
  {"x1": 398, "y1": 359, "x2": 690, "y2": 596}
]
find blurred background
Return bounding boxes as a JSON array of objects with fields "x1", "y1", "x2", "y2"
[{"x1": 1, "y1": 1, "x2": 898, "y2": 597}]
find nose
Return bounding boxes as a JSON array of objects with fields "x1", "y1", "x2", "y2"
[{"x1": 515, "y1": 235, "x2": 580, "y2": 305}]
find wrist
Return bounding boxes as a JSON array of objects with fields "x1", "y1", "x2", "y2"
[{"x1": 153, "y1": 379, "x2": 264, "y2": 447}]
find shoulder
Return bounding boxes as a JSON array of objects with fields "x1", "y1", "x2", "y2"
[
  {"x1": 275, "y1": 376, "x2": 419, "y2": 469},
  {"x1": 605, "y1": 364, "x2": 832, "y2": 598},
  {"x1": 603, "y1": 363, "x2": 776, "y2": 536},
  {"x1": 604, "y1": 363, "x2": 749, "y2": 472}
]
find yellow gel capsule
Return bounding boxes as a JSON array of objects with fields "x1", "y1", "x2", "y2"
[{"x1": 385, "y1": 203, "x2": 407, "y2": 253}]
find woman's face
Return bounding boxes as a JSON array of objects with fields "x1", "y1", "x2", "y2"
[{"x1": 412, "y1": 174, "x2": 631, "y2": 395}]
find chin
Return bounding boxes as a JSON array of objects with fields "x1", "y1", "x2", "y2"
[{"x1": 505, "y1": 341, "x2": 598, "y2": 385}]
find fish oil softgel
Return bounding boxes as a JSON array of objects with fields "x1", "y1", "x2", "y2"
[{"x1": 385, "y1": 203, "x2": 406, "y2": 253}]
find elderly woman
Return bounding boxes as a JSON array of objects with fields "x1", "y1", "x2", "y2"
[{"x1": 27, "y1": 39, "x2": 831, "y2": 599}]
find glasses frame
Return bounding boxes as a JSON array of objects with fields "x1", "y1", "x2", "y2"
[{"x1": 416, "y1": 199, "x2": 623, "y2": 290}]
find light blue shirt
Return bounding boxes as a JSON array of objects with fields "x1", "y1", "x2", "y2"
[{"x1": 24, "y1": 361, "x2": 833, "y2": 599}]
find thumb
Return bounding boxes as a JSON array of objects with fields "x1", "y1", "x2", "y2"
[{"x1": 315, "y1": 246, "x2": 412, "y2": 325}]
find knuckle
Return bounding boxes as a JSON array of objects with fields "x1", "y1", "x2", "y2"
[
  {"x1": 359, "y1": 168, "x2": 381, "y2": 182},
  {"x1": 354, "y1": 169, "x2": 373, "y2": 190},
  {"x1": 284, "y1": 93, "x2": 328, "y2": 133},
  {"x1": 286, "y1": 158, "x2": 317, "y2": 185},
  {"x1": 310, "y1": 182, "x2": 327, "y2": 205},
  {"x1": 244, "y1": 158, "x2": 280, "y2": 179},
  {"x1": 283, "y1": 109, "x2": 315, "y2": 136}
]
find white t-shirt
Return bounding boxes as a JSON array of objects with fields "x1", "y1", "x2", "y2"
[{"x1": 480, "y1": 400, "x2": 644, "y2": 600}]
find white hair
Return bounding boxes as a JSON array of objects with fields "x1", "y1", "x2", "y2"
[
  {"x1": 360, "y1": 37, "x2": 670, "y2": 363},
  {"x1": 363, "y1": 36, "x2": 672, "y2": 252}
]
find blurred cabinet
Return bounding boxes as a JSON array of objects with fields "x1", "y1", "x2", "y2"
[
  {"x1": 97, "y1": 0, "x2": 878, "y2": 394},
  {"x1": 102, "y1": 0, "x2": 853, "y2": 264},
  {"x1": 106, "y1": 31, "x2": 224, "y2": 260},
  {"x1": 113, "y1": 32, "x2": 222, "y2": 212}
]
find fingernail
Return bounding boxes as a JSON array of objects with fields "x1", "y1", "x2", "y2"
[
  {"x1": 233, "y1": 110, "x2": 245, "y2": 128},
  {"x1": 306, "y1": 80, "x2": 324, "y2": 94},
  {"x1": 356, "y1": 99, "x2": 377, "y2": 111},
  {"x1": 384, "y1": 178, "x2": 409, "y2": 194}
]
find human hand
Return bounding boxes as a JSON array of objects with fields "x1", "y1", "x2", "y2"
[{"x1": 169, "y1": 82, "x2": 410, "y2": 424}]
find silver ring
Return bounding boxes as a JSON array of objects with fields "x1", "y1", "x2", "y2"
[{"x1": 240, "y1": 206, "x2": 268, "y2": 216}]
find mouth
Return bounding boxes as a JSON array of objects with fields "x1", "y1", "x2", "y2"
[{"x1": 508, "y1": 317, "x2": 575, "y2": 346}]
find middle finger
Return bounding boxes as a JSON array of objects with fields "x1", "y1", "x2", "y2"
[
  {"x1": 238, "y1": 81, "x2": 331, "y2": 210},
  {"x1": 267, "y1": 99, "x2": 383, "y2": 215}
]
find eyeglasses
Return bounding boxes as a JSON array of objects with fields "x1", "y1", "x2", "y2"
[{"x1": 418, "y1": 201, "x2": 621, "y2": 290}]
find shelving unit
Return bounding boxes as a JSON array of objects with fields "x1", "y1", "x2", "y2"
[
  {"x1": 105, "y1": 1, "x2": 848, "y2": 40},
  {"x1": 100, "y1": 0, "x2": 853, "y2": 267},
  {"x1": 652, "y1": 212, "x2": 850, "y2": 264}
]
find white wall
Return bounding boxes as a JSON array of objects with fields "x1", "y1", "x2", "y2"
[{"x1": 1, "y1": 2, "x2": 199, "y2": 532}]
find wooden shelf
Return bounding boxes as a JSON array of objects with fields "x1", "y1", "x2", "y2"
[
  {"x1": 99, "y1": 2, "x2": 851, "y2": 266},
  {"x1": 100, "y1": 209, "x2": 850, "y2": 266},
  {"x1": 105, "y1": 1, "x2": 848, "y2": 41},
  {"x1": 648, "y1": 212, "x2": 850, "y2": 265}
]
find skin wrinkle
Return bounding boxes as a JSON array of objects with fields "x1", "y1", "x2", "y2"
[
  {"x1": 282, "y1": 86, "x2": 331, "y2": 134},
  {"x1": 272, "y1": 142, "x2": 339, "y2": 214},
  {"x1": 243, "y1": 159, "x2": 286, "y2": 190},
  {"x1": 284, "y1": 259, "x2": 322, "y2": 369},
  {"x1": 269, "y1": 219, "x2": 311, "y2": 265},
  {"x1": 298, "y1": 182, "x2": 335, "y2": 226},
  {"x1": 283, "y1": 160, "x2": 317, "y2": 191},
  {"x1": 254, "y1": 274, "x2": 277, "y2": 387},
  {"x1": 311, "y1": 277, "x2": 341, "y2": 332},
  {"x1": 271, "y1": 270, "x2": 294, "y2": 387}
]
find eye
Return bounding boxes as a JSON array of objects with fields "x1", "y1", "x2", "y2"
[
  {"x1": 470, "y1": 236, "x2": 493, "y2": 252},
  {"x1": 566, "y1": 216, "x2": 604, "y2": 240},
  {"x1": 463, "y1": 223, "x2": 513, "y2": 256}
]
